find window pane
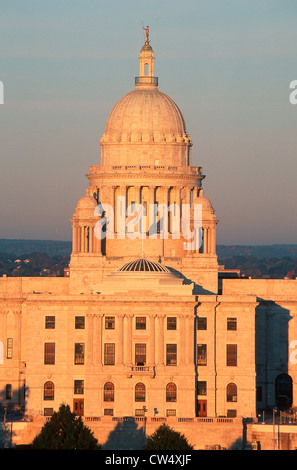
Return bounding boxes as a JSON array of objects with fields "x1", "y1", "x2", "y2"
[
  {"x1": 166, "y1": 409, "x2": 176, "y2": 417},
  {"x1": 227, "y1": 344, "x2": 237, "y2": 366},
  {"x1": 135, "y1": 343, "x2": 146, "y2": 365},
  {"x1": 45, "y1": 316, "x2": 55, "y2": 329},
  {"x1": 6, "y1": 384, "x2": 12, "y2": 400},
  {"x1": 75, "y1": 316, "x2": 85, "y2": 329},
  {"x1": 74, "y1": 380, "x2": 84, "y2": 394},
  {"x1": 44, "y1": 381, "x2": 54, "y2": 400},
  {"x1": 197, "y1": 344, "x2": 207, "y2": 366},
  {"x1": 105, "y1": 317, "x2": 115, "y2": 329},
  {"x1": 104, "y1": 343, "x2": 115, "y2": 365},
  {"x1": 7, "y1": 338, "x2": 13, "y2": 359},
  {"x1": 227, "y1": 383, "x2": 237, "y2": 402},
  {"x1": 104, "y1": 382, "x2": 114, "y2": 401},
  {"x1": 44, "y1": 408, "x2": 54, "y2": 417},
  {"x1": 44, "y1": 343, "x2": 55, "y2": 364},
  {"x1": 197, "y1": 317, "x2": 207, "y2": 330},
  {"x1": 167, "y1": 317, "x2": 177, "y2": 330},
  {"x1": 74, "y1": 343, "x2": 85, "y2": 365},
  {"x1": 135, "y1": 383, "x2": 146, "y2": 402},
  {"x1": 227, "y1": 318, "x2": 237, "y2": 331},
  {"x1": 166, "y1": 383, "x2": 177, "y2": 402},
  {"x1": 136, "y1": 317, "x2": 146, "y2": 330},
  {"x1": 166, "y1": 344, "x2": 177, "y2": 366},
  {"x1": 198, "y1": 381, "x2": 207, "y2": 396}
]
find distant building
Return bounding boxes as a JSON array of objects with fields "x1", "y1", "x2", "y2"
[{"x1": 1, "y1": 34, "x2": 297, "y2": 448}]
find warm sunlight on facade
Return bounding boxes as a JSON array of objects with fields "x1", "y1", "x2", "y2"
[{"x1": 1, "y1": 35, "x2": 297, "y2": 450}]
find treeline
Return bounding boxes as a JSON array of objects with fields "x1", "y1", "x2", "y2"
[
  {"x1": 0, "y1": 251, "x2": 296, "y2": 279},
  {"x1": 0, "y1": 252, "x2": 70, "y2": 277},
  {"x1": 220, "y1": 255, "x2": 297, "y2": 279}
]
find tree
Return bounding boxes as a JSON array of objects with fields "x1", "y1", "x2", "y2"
[
  {"x1": 32, "y1": 404, "x2": 101, "y2": 450},
  {"x1": 142, "y1": 423, "x2": 194, "y2": 450}
]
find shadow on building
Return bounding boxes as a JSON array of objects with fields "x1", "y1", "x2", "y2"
[
  {"x1": 0, "y1": 384, "x2": 29, "y2": 448},
  {"x1": 255, "y1": 299, "x2": 293, "y2": 417},
  {"x1": 103, "y1": 418, "x2": 146, "y2": 450}
]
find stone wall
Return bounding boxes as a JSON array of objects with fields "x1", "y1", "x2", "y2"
[{"x1": 3, "y1": 416, "x2": 297, "y2": 450}]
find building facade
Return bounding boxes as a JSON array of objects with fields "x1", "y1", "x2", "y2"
[{"x1": 1, "y1": 35, "x2": 297, "y2": 434}]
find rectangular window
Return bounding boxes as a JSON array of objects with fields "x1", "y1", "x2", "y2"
[
  {"x1": 227, "y1": 318, "x2": 237, "y2": 331},
  {"x1": 197, "y1": 381, "x2": 207, "y2": 396},
  {"x1": 45, "y1": 316, "x2": 55, "y2": 329},
  {"x1": 74, "y1": 380, "x2": 84, "y2": 394},
  {"x1": 6, "y1": 384, "x2": 12, "y2": 400},
  {"x1": 105, "y1": 317, "x2": 115, "y2": 330},
  {"x1": 227, "y1": 409, "x2": 237, "y2": 418},
  {"x1": 166, "y1": 344, "x2": 177, "y2": 366},
  {"x1": 135, "y1": 408, "x2": 145, "y2": 416},
  {"x1": 167, "y1": 317, "x2": 177, "y2": 330},
  {"x1": 166, "y1": 409, "x2": 176, "y2": 417},
  {"x1": 197, "y1": 344, "x2": 207, "y2": 366},
  {"x1": 44, "y1": 343, "x2": 55, "y2": 365},
  {"x1": 104, "y1": 409, "x2": 114, "y2": 416},
  {"x1": 104, "y1": 343, "x2": 115, "y2": 365},
  {"x1": 44, "y1": 408, "x2": 54, "y2": 417},
  {"x1": 256, "y1": 386, "x2": 263, "y2": 402},
  {"x1": 75, "y1": 316, "x2": 85, "y2": 329},
  {"x1": 227, "y1": 344, "x2": 237, "y2": 366},
  {"x1": 197, "y1": 317, "x2": 207, "y2": 330},
  {"x1": 136, "y1": 317, "x2": 146, "y2": 330},
  {"x1": 135, "y1": 343, "x2": 146, "y2": 365},
  {"x1": 74, "y1": 343, "x2": 85, "y2": 365},
  {"x1": 7, "y1": 338, "x2": 13, "y2": 359}
]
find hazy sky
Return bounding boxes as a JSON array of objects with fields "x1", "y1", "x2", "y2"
[{"x1": 0, "y1": 0, "x2": 296, "y2": 245}]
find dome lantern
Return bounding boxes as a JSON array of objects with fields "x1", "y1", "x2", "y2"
[{"x1": 135, "y1": 27, "x2": 158, "y2": 89}]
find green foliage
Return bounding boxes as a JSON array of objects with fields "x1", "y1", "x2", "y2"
[
  {"x1": 32, "y1": 404, "x2": 101, "y2": 450},
  {"x1": 142, "y1": 423, "x2": 194, "y2": 450}
]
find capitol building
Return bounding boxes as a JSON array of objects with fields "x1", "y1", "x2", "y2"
[{"x1": 1, "y1": 32, "x2": 297, "y2": 449}]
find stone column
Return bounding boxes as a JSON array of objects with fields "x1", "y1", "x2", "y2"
[
  {"x1": 157, "y1": 314, "x2": 165, "y2": 365},
  {"x1": 116, "y1": 186, "x2": 126, "y2": 239},
  {"x1": 80, "y1": 225, "x2": 85, "y2": 253},
  {"x1": 72, "y1": 225, "x2": 77, "y2": 253},
  {"x1": 186, "y1": 314, "x2": 194, "y2": 366},
  {"x1": 89, "y1": 226, "x2": 93, "y2": 253},
  {"x1": 203, "y1": 227, "x2": 208, "y2": 254},
  {"x1": 148, "y1": 186, "x2": 156, "y2": 237},
  {"x1": 162, "y1": 186, "x2": 169, "y2": 238},
  {"x1": 117, "y1": 315, "x2": 124, "y2": 366},
  {"x1": 149, "y1": 314, "x2": 156, "y2": 366},
  {"x1": 180, "y1": 315, "x2": 187, "y2": 365},
  {"x1": 95, "y1": 314, "x2": 102, "y2": 365},
  {"x1": 13, "y1": 310, "x2": 21, "y2": 363},
  {"x1": 87, "y1": 313, "x2": 94, "y2": 364},
  {"x1": 125, "y1": 314, "x2": 133, "y2": 366}
]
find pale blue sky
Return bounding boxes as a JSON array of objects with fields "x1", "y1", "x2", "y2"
[{"x1": 0, "y1": 0, "x2": 296, "y2": 244}]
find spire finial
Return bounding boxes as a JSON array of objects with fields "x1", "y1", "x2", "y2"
[{"x1": 142, "y1": 25, "x2": 149, "y2": 45}]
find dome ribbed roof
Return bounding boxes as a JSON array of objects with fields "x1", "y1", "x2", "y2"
[
  {"x1": 117, "y1": 258, "x2": 169, "y2": 273},
  {"x1": 101, "y1": 88, "x2": 189, "y2": 144}
]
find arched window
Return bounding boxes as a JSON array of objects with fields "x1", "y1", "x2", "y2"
[
  {"x1": 226, "y1": 383, "x2": 237, "y2": 402},
  {"x1": 44, "y1": 381, "x2": 54, "y2": 401},
  {"x1": 144, "y1": 63, "x2": 149, "y2": 76},
  {"x1": 166, "y1": 382, "x2": 177, "y2": 402},
  {"x1": 135, "y1": 383, "x2": 146, "y2": 402},
  {"x1": 275, "y1": 374, "x2": 292, "y2": 410},
  {"x1": 104, "y1": 382, "x2": 114, "y2": 402}
]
